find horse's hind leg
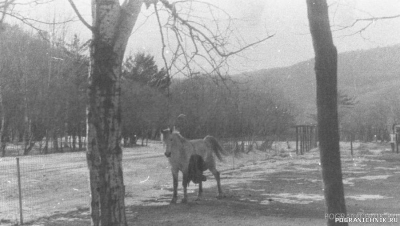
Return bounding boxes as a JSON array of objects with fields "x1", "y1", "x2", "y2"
[
  {"x1": 181, "y1": 172, "x2": 189, "y2": 203},
  {"x1": 209, "y1": 167, "x2": 223, "y2": 198},
  {"x1": 170, "y1": 170, "x2": 179, "y2": 204},
  {"x1": 196, "y1": 181, "x2": 203, "y2": 201}
]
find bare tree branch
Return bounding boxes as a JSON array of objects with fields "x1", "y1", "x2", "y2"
[
  {"x1": 154, "y1": 3, "x2": 170, "y2": 77},
  {"x1": 0, "y1": 0, "x2": 15, "y2": 27},
  {"x1": 141, "y1": 0, "x2": 275, "y2": 80},
  {"x1": 8, "y1": 0, "x2": 54, "y2": 6},
  {"x1": 67, "y1": 0, "x2": 93, "y2": 31},
  {"x1": 1, "y1": 0, "x2": 77, "y2": 39},
  {"x1": 160, "y1": 0, "x2": 274, "y2": 58},
  {"x1": 333, "y1": 13, "x2": 400, "y2": 36},
  {"x1": 115, "y1": 0, "x2": 143, "y2": 59}
]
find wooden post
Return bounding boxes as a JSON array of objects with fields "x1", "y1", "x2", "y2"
[
  {"x1": 303, "y1": 127, "x2": 306, "y2": 153},
  {"x1": 310, "y1": 127, "x2": 313, "y2": 150},
  {"x1": 350, "y1": 134, "x2": 353, "y2": 156},
  {"x1": 306, "y1": 127, "x2": 309, "y2": 152},
  {"x1": 307, "y1": 126, "x2": 311, "y2": 151},
  {"x1": 296, "y1": 127, "x2": 299, "y2": 155},
  {"x1": 232, "y1": 140, "x2": 235, "y2": 169},
  {"x1": 303, "y1": 127, "x2": 306, "y2": 154},
  {"x1": 308, "y1": 126, "x2": 310, "y2": 151},
  {"x1": 301, "y1": 127, "x2": 303, "y2": 153},
  {"x1": 232, "y1": 152, "x2": 235, "y2": 169},
  {"x1": 300, "y1": 127, "x2": 303, "y2": 154},
  {"x1": 299, "y1": 127, "x2": 303, "y2": 155},
  {"x1": 311, "y1": 126, "x2": 315, "y2": 148},
  {"x1": 16, "y1": 157, "x2": 23, "y2": 225}
]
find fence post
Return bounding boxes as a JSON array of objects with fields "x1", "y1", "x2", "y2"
[
  {"x1": 350, "y1": 134, "x2": 353, "y2": 156},
  {"x1": 16, "y1": 157, "x2": 23, "y2": 225},
  {"x1": 232, "y1": 149, "x2": 235, "y2": 170},
  {"x1": 295, "y1": 127, "x2": 298, "y2": 154}
]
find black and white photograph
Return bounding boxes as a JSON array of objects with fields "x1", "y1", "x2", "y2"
[{"x1": 0, "y1": 0, "x2": 400, "y2": 225}]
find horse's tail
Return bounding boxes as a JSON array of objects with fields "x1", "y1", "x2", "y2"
[{"x1": 204, "y1": 136, "x2": 228, "y2": 161}]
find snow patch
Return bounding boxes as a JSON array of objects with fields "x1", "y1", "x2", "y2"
[
  {"x1": 261, "y1": 193, "x2": 324, "y2": 205},
  {"x1": 343, "y1": 175, "x2": 391, "y2": 186},
  {"x1": 347, "y1": 195, "x2": 391, "y2": 201}
]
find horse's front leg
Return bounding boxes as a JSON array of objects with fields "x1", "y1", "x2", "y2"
[
  {"x1": 170, "y1": 169, "x2": 179, "y2": 204},
  {"x1": 181, "y1": 171, "x2": 189, "y2": 203}
]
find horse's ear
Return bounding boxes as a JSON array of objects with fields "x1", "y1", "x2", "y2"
[{"x1": 161, "y1": 128, "x2": 171, "y2": 136}]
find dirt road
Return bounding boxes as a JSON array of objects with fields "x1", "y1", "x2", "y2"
[{"x1": 20, "y1": 142, "x2": 400, "y2": 226}]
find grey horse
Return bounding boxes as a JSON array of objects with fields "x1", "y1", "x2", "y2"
[{"x1": 162, "y1": 129, "x2": 228, "y2": 204}]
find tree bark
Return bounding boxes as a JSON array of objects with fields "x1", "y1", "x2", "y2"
[
  {"x1": 86, "y1": 1, "x2": 143, "y2": 225},
  {"x1": 78, "y1": 125, "x2": 82, "y2": 150},
  {"x1": 53, "y1": 132, "x2": 59, "y2": 153},
  {"x1": 72, "y1": 128, "x2": 76, "y2": 151},
  {"x1": 23, "y1": 120, "x2": 35, "y2": 155},
  {"x1": 44, "y1": 130, "x2": 49, "y2": 154},
  {"x1": 306, "y1": 1, "x2": 348, "y2": 225},
  {"x1": 0, "y1": 84, "x2": 5, "y2": 157}
]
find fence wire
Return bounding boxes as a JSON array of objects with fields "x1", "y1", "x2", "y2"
[
  {"x1": 0, "y1": 140, "x2": 271, "y2": 225},
  {"x1": 0, "y1": 142, "x2": 165, "y2": 225},
  {"x1": 0, "y1": 152, "x2": 90, "y2": 225}
]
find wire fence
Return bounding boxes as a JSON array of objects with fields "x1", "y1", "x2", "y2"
[
  {"x1": 0, "y1": 142, "x2": 166, "y2": 226},
  {"x1": 0, "y1": 151, "x2": 90, "y2": 225},
  {"x1": 0, "y1": 140, "x2": 292, "y2": 225}
]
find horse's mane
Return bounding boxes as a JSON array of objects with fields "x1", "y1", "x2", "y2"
[{"x1": 171, "y1": 131, "x2": 187, "y2": 143}]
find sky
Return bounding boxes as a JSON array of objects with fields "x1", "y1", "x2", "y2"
[{"x1": 10, "y1": 0, "x2": 400, "y2": 74}]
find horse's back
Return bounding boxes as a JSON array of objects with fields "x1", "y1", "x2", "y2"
[
  {"x1": 189, "y1": 139, "x2": 217, "y2": 168},
  {"x1": 190, "y1": 139, "x2": 209, "y2": 155}
]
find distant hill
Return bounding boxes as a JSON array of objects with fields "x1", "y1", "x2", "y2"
[{"x1": 236, "y1": 45, "x2": 400, "y2": 124}]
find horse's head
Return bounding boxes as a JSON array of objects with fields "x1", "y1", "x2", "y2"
[
  {"x1": 161, "y1": 128, "x2": 185, "y2": 158},
  {"x1": 161, "y1": 128, "x2": 172, "y2": 157}
]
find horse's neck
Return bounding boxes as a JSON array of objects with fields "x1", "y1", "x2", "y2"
[{"x1": 173, "y1": 131, "x2": 186, "y2": 140}]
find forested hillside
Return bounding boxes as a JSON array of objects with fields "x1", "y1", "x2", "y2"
[{"x1": 239, "y1": 45, "x2": 400, "y2": 140}]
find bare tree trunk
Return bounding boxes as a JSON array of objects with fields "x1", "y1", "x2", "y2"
[
  {"x1": 53, "y1": 132, "x2": 59, "y2": 153},
  {"x1": 82, "y1": 1, "x2": 143, "y2": 225},
  {"x1": 23, "y1": 88, "x2": 29, "y2": 154},
  {"x1": 78, "y1": 125, "x2": 82, "y2": 150},
  {"x1": 86, "y1": 45, "x2": 126, "y2": 224},
  {"x1": 64, "y1": 122, "x2": 69, "y2": 148},
  {"x1": 44, "y1": 130, "x2": 49, "y2": 154},
  {"x1": 306, "y1": 1, "x2": 347, "y2": 225},
  {"x1": 23, "y1": 120, "x2": 35, "y2": 155},
  {"x1": 72, "y1": 128, "x2": 76, "y2": 151},
  {"x1": 0, "y1": 84, "x2": 5, "y2": 157}
]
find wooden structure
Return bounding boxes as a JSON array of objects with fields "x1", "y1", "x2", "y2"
[
  {"x1": 294, "y1": 125, "x2": 317, "y2": 155},
  {"x1": 391, "y1": 124, "x2": 400, "y2": 154}
]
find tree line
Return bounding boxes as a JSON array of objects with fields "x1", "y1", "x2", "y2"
[
  {"x1": 121, "y1": 53, "x2": 297, "y2": 145},
  {"x1": 0, "y1": 24, "x2": 297, "y2": 155},
  {"x1": 0, "y1": 24, "x2": 88, "y2": 156},
  {"x1": 339, "y1": 88, "x2": 400, "y2": 142}
]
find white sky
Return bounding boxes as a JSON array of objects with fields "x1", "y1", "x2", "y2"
[{"x1": 8, "y1": 0, "x2": 400, "y2": 74}]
